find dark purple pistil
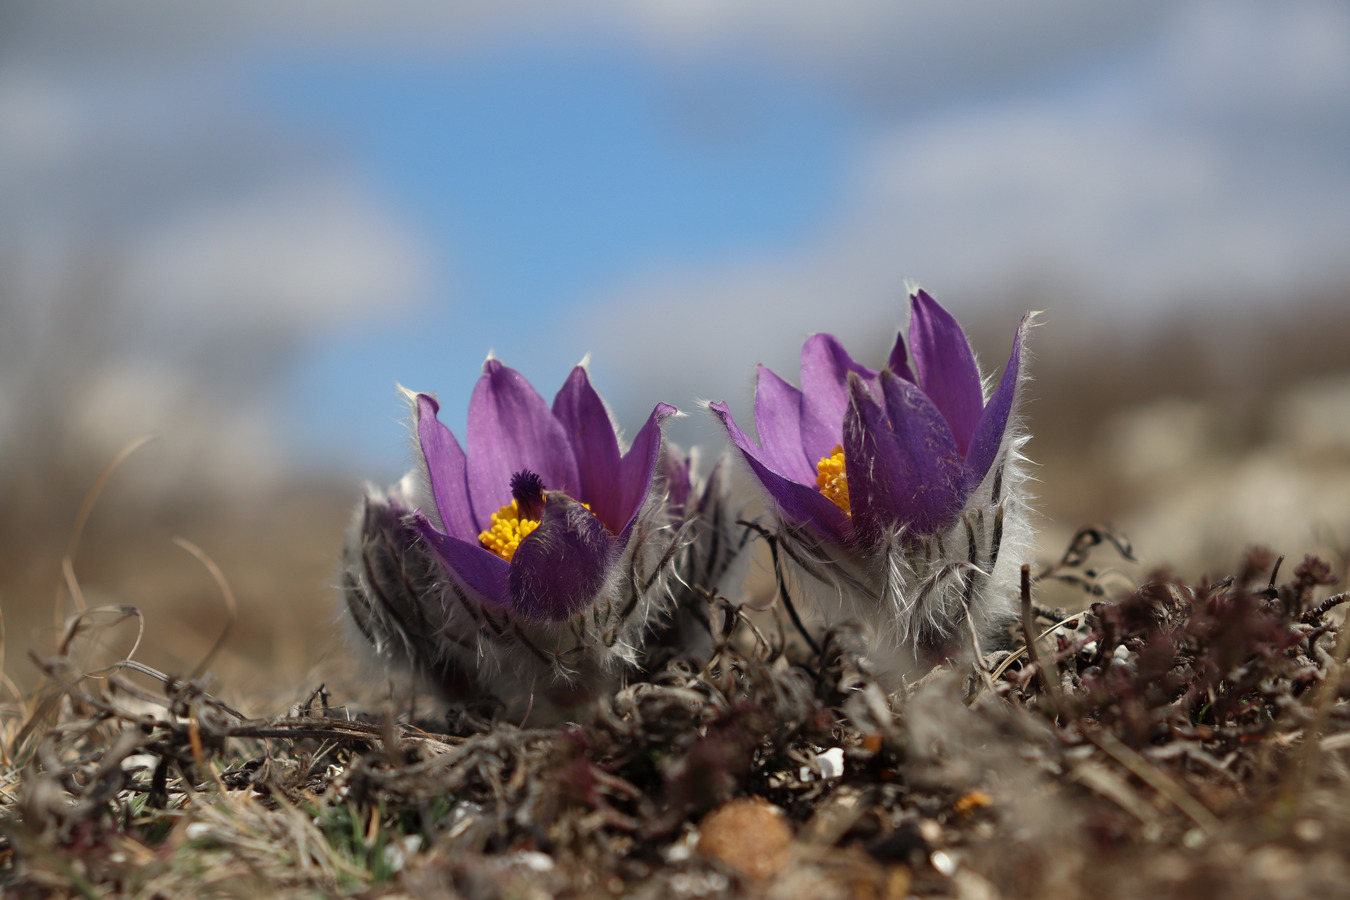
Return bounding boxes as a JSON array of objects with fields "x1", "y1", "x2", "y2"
[{"x1": 510, "y1": 469, "x2": 547, "y2": 519}]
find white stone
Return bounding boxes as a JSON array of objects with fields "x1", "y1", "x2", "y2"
[{"x1": 816, "y1": 747, "x2": 845, "y2": 780}]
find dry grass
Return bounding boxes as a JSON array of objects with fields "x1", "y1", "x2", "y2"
[{"x1": 4, "y1": 518, "x2": 1350, "y2": 898}]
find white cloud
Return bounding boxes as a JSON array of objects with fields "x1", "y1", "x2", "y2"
[
  {"x1": 3, "y1": 1, "x2": 1166, "y2": 105},
  {"x1": 0, "y1": 58, "x2": 431, "y2": 328},
  {"x1": 0, "y1": 72, "x2": 83, "y2": 168},
  {"x1": 0, "y1": 59, "x2": 432, "y2": 494},
  {"x1": 119, "y1": 176, "x2": 429, "y2": 335},
  {"x1": 1160, "y1": 0, "x2": 1350, "y2": 120},
  {"x1": 574, "y1": 0, "x2": 1350, "y2": 433}
]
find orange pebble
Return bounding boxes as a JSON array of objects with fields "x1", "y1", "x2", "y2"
[
  {"x1": 697, "y1": 797, "x2": 793, "y2": 882},
  {"x1": 952, "y1": 791, "x2": 994, "y2": 816}
]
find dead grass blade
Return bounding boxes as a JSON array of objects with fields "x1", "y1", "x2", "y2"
[{"x1": 173, "y1": 537, "x2": 239, "y2": 681}]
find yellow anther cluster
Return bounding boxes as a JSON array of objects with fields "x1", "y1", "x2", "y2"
[
  {"x1": 816, "y1": 444, "x2": 850, "y2": 514},
  {"x1": 478, "y1": 496, "x2": 593, "y2": 562},
  {"x1": 479, "y1": 500, "x2": 540, "y2": 562}
]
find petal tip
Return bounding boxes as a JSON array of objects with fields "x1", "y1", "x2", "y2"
[{"x1": 414, "y1": 391, "x2": 440, "y2": 416}]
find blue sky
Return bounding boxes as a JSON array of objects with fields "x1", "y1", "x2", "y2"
[
  {"x1": 3, "y1": 1, "x2": 1349, "y2": 493},
  {"x1": 263, "y1": 45, "x2": 855, "y2": 469}
]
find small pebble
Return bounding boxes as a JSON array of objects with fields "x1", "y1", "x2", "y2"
[
  {"x1": 664, "y1": 825, "x2": 698, "y2": 863},
  {"x1": 382, "y1": 835, "x2": 423, "y2": 872},
  {"x1": 1293, "y1": 818, "x2": 1326, "y2": 844},
  {"x1": 121, "y1": 754, "x2": 159, "y2": 773},
  {"x1": 697, "y1": 797, "x2": 792, "y2": 881},
  {"x1": 510, "y1": 850, "x2": 554, "y2": 873},
  {"x1": 816, "y1": 747, "x2": 845, "y2": 780}
]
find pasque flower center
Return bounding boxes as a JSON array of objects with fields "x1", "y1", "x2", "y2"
[
  {"x1": 479, "y1": 499, "x2": 541, "y2": 562},
  {"x1": 478, "y1": 469, "x2": 590, "y2": 562},
  {"x1": 816, "y1": 445, "x2": 850, "y2": 514}
]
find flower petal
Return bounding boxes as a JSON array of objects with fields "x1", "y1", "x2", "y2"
[
  {"x1": 908, "y1": 290, "x2": 984, "y2": 457},
  {"x1": 753, "y1": 364, "x2": 814, "y2": 483},
  {"x1": 615, "y1": 402, "x2": 678, "y2": 540},
  {"x1": 709, "y1": 400, "x2": 851, "y2": 542},
  {"x1": 966, "y1": 313, "x2": 1029, "y2": 482},
  {"x1": 660, "y1": 449, "x2": 692, "y2": 515},
  {"x1": 799, "y1": 333, "x2": 879, "y2": 466},
  {"x1": 694, "y1": 455, "x2": 724, "y2": 516},
  {"x1": 509, "y1": 495, "x2": 615, "y2": 622},
  {"x1": 467, "y1": 359, "x2": 581, "y2": 525},
  {"x1": 411, "y1": 513, "x2": 511, "y2": 609},
  {"x1": 415, "y1": 393, "x2": 480, "y2": 540},
  {"x1": 885, "y1": 329, "x2": 916, "y2": 384},
  {"x1": 844, "y1": 371, "x2": 967, "y2": 545},
  {"x1": 552, "y1": 365, "x2": 624, "y2": 531}
]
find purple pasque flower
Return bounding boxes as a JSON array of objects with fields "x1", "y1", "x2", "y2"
[
  {"x1": 411, "y1": 358, "x2": 676, "y2": 623},
  {"x1": 710, "y1": 289, "x2": 1034, "y2": 680},
  {"x1": 344, "y1": 358, "x2": 681, "y2": 721},
  {"x1": 711, "y1": 289, "x2": 1026, "y2": 548}
]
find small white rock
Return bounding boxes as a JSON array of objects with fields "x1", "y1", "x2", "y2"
[
  {"x1": 930, "y1": 849, "x2": 956, "y2": 876},
  {"x1": 511, "y1": 850, "x2": 555, "y2": 873},
  {"x1": 444, "y1": 801, "x2": 485, "y2": 840},
  {"x1": 670, "y1": 871, "x2": 729, "y2": 897},
  {"x1": 816, "y1": 747, "x2": 845, "y2": 780},
  {"x1": 382, "y1": 835, "x2": 422, "y2": 872},
  {"x1": 664, "y1": 825, "x2": 699, "y2": 863},
  {"x1": 121, "y1": 754, "x2": 159, "y2": 773}
]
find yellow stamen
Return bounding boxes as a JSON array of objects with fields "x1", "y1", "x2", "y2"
[
  {"x1": 816, "y1": 444, "x2": 850, "y2": 514},
  {"x1": 478, "y1": 495, "x2": 593, "y2": 562},
  {"x1": 479, "y1": 499, "x2": 539, "y2": 562}
]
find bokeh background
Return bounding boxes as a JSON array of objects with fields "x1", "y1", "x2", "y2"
[{"x1": 4, "y1": 2, "x2": 1350, "y2": 700}]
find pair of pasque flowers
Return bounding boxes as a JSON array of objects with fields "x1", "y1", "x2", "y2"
[{"x1": 344, "y1": 290, "x2": 1033, "y2": 714}]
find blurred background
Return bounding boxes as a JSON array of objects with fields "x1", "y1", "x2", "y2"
[{"x1": 3, "y1": 2, "x2": 1349, "y2": 700}]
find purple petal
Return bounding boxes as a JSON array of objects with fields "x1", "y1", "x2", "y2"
[
  {"x1": 509, "y1": 495, "x2": 615, "y2": 621},
  {"x1": 660, "y1": 449, "x2": 692, "y2": 515},
  {"x1": 885, "y1": 330, "x2": 916, "y2": 384},
  {"x1": 966, "y1": 313, "x2": 1029, "y2": 482},
  {"x1": 412, "y1": 513, "x2": 511, "y2": 609},
  {"x1": 467, "y1": 359, "x2": 581, "y2": 526},
  {"x1": 799, "y1": 333, "x2": 879, "y2": 466},
  {"x1": 753, "y1": 364, "x2": 814, "y2": 483},
  {"x1": 843, "y1": 372, "x2": 967, "y2": 545},
  {"x1": 908, "y1": 289, "x2": 984, "y2": 457},
  {"x1": 552, "y1": 365, "x2": 624, "y2": 531},
  {"x1": 709, "y1": 400, "x2": 851, "y2": 542},
  {"x1": 414, "y1": 394, "x2": 481, "y2": 540},
  {"x1": 694, "y1": 455, "x2": 724, "y2": 516},
  {"x1": 615, "y1": 402, "x2": 678, "y2": 540}
]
